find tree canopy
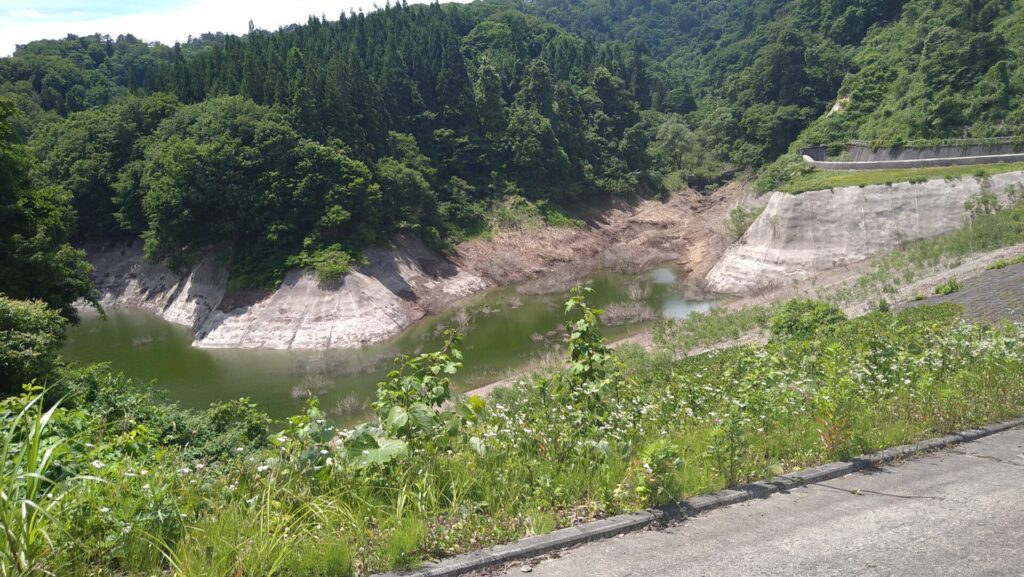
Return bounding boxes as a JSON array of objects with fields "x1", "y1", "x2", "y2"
[
  {"x1": 2, "y1": 0, "x2": 1022, "y2": 284},
  {"x1": 0, "y1": 98, "x2": 95, "y2": 319}
]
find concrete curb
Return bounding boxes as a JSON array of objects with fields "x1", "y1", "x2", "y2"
[
  {"x1": 800, "y1": 152, "x2": 1024, "y2": 170},
  {"x1": 375, "y1": 416, "x2": 1024, "y2": 577}
]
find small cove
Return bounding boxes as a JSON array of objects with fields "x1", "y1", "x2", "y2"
[{"x1": 64, "y1": 266, "x2": 716, "y2": 423}]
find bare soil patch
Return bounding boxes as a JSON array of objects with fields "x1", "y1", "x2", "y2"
[{"x1": 453, "y1": 183, "x2": 744, "y2": 289}]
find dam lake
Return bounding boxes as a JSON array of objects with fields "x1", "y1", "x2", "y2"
[{"x1": 64, "y1": 267, "x2": 715, "y2": 422}]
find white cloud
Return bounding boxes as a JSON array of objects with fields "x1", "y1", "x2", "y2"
[
  {"x1": 10, "y1": 9, "x2": 48, "y2": 20},
  {"x1": 1, "y1": 0, "x2": 472, "y2": 56}
]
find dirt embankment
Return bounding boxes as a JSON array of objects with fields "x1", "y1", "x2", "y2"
[
  {"x1": 85, "y1": 184, "x2": 744, "y2": 351},
  {"x1": 454, "y1": 183, "x2": 743, "y2": 290}
]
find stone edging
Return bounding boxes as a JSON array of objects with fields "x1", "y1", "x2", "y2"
[{"x1": 374, "y1": 415, "x2": 1024, "y2": 577}]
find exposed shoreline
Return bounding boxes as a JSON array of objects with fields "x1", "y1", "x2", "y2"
[
  {"x1": 84, "y1": 171, "x2": 1024, "y2": 356},
  {"x1": 83, "y1": 186, "x2": 742, "y2": 351}
]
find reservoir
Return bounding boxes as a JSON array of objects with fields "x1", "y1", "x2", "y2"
[{"x1": 64, "y1": 267, "x2": 715, "y2": 422}]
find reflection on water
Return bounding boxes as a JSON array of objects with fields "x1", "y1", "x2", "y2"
[
  {"x1": 64, "y1": 266, "x2": 716, "y2": 422},
  {"x1": 649, "y1": 268, "x2": 678, "y2": 285},
  {"x1": 662, "y1": 297, "x2": 715, "y2": 320}
]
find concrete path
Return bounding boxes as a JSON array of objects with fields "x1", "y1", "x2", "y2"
[{"x1": 491, "y1": 428, "x2": 1024, "y2": 577}]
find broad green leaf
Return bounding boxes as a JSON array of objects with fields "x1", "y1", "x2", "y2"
[
  {"x1": 408, "y1": 402, "x2": 437, "y2": 431},
  {"x1": 386, "y1": 405, "x2": 409, "y2": 434}
]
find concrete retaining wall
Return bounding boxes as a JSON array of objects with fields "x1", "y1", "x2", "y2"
[
  {"x1": 705, "y1": 172, "x2": 1024, "y2": 295},
  {"x1": 847, "y1": 142, "x2": 1022, "y2": 162}
]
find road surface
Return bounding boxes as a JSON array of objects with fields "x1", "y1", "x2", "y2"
[{"x1": 489, "y1": 427, "x2": 1024, "y2": 577}]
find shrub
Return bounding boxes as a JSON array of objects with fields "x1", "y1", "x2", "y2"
[
  {"x1": 934, "y1": 279, "x2": 962, "y2": 296},
  {"x1": 288, "y1": 245, "x2": 354, "y2": 282},
  {"x1": 481, "y1": 194, "x2": 583, "y2": 231},
  {"x1": 372, "y1": 330, "x2": 463, "y2": 440},
  {"x1": 545, "y1": 286, "x2": 620, "y2": 429},
  {"x1": 727, "y1": 206, "x2": 764, "y2": 239},
  {"x1": 0, "y1": 296, "x2": 67, "y2": 396},
  {"x1": 964, "y1": 191, "x2": 1001, "y2": 219},
  {"x1": 769, "y1": 299, "x2": 847, "y2": 340},
  {"x1": 756, "y1": 153, "x2": 811, "y2": 192}
]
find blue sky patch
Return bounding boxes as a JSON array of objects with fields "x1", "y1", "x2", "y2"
[{"x1": 2, "y1": 0, "x2": 189, "y2": 22}]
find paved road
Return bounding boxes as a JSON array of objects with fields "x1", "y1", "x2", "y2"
[{"x1": 491, "y1": 428, "x2": 1024, "y2": 577}]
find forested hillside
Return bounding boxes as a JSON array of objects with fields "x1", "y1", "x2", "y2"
[
  {"x1": 1, "y1": 0, "x2": 1021, "y2": 286},
  {"x1": 796, "y1": 0, "x2": 1022, "y2": 144},
  {"x1": 524, "y1": 0, "x2": 908, "y2": 164},
  {"x1": 1, "y1": 3, "x2": 670, "y2": 286}
]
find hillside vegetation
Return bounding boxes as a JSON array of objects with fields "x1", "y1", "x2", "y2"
[
  {"x1": 3, "y1": 4, "x2": 665, "y2": 285},
  {"x1": 5, "y1": 1, "x2": 1021, "y2": 284},
  {"x1": 762, "y1": 0, "x2": 1024, "y2": 188}
]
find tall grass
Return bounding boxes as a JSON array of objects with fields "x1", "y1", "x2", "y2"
[
  {"x1": 10, "y1": 303, "x2": 1024, "y2": 575},
  {"x1": 156, "y1": 475, "x2": 300, "y2": 577},
  {"x1": 0, "y1": 395, "x2": 74, "y2": 576}
]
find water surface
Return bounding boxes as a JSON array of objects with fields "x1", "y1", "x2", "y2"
[{"x1": 64, "y1": 267, "x2": 715, "y2": 421}]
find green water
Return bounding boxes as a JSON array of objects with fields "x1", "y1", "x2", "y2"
[{"x1": 63, "y1": 267, "x2": 715, "y2": 422}]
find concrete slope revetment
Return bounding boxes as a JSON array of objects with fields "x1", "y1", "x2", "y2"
[{"x1": 705, "y1": 172, "x2": 1024, "y2": 295}]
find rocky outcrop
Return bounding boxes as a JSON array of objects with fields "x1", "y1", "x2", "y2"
[
  {"x1": 706, "y1": 172, "x2": 1024, "y2": 295},
  {"x1": 87, "y1": 241, "x2": 228, "y2": 332},
  {"x1": 85, "y1": 237, "x2": 488, "y2": 350}
]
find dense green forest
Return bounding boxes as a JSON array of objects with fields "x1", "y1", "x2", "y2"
[
  {"x1": 2, "y1": 3, "x2": 670, "y2": 285},
  {"x1": 1, "y1": 0, "x2": 1022, "y2": 285}
]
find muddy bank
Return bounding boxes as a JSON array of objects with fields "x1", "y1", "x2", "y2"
[
  {"x1": 85, "y1": 186, "x2": 741, "y2": 351},
  {"x1": 706, "y1": 172, "x2": 1024, "y2": 295}
]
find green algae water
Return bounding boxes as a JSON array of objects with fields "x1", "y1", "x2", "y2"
[{"x1": 63, "y1": 267, "x2": 715, "y2": 422}]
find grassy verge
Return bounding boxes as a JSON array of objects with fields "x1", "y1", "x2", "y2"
[
  {"x1": 988, "y1": 254, "x2": 1024, "y2": 270},
  {"x1": 779, "y1": 162, "x2": 1024, "y2": 194},
  {"x1": 6, "y1": 294, "x2": 1024, "y2": 576}
]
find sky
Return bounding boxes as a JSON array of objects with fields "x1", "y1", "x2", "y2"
[{"x1": 0, "y1": 0, "x2": 471, "y2": 56}]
